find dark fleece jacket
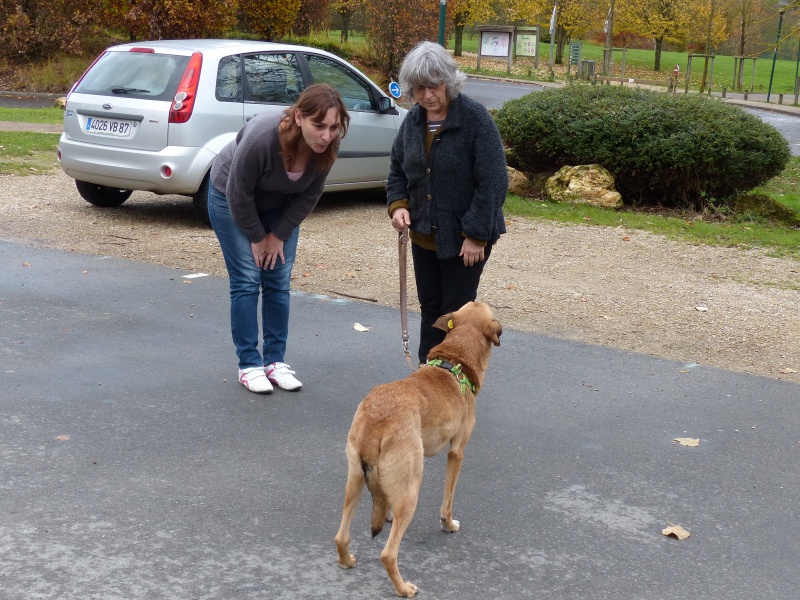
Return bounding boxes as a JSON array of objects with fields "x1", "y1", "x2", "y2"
[{"x1": 386, "y1": 93, "x2": 508, "y2": 259}]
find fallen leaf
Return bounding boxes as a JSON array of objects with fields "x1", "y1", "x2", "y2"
[
  {"x1": 54, "y1": 435, "x2": 71, "y2": 441},
  {"x1": 662, "y1": 524, "x2": 690, "y2": 540},
  {"x1": 353, "y1": 323, "x2": 370, "y2": 332},
  {"x1": 302, "y1": 272, "x2": 312, "y2": 277},
  {"x1": 778, "y1": 367, "x2": 797, "y2": 374},
  {"x1": 622, "y1": 236, "x2": 631, "y2": 241},
  {"x1": 22, "y1": 261, "x2": 31, "y2": 267},
  {"x1": 673, "y1": 437, "x2": 699, "y2": 447},
  {"x1": 582, "y1": 216, "x2": 592, "y2": 221},
  {"x1": 182, "y1": 280, "x2": 193, "y2": 284},
  {"x1": 695, "y1": 306, "x2": 708, "y2": 312},
  {"x1": 82, "y1": 270, "x2": 89, "y2": 275}
]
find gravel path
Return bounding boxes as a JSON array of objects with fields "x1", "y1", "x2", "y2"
[{"x1": 1, "y1": 170, "x2": 798, "y2": 384}]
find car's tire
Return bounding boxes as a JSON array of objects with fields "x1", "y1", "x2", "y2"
[
  {"x1": 75, "y1": 180, "x2": 133, "y2": 207},
  {"x1": 192, "y1": 173, "x2": 212, "y2": 228}
]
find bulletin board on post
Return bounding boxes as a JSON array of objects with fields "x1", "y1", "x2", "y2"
[
  {"x1": 514, "y1": 25, "x2": 539, "y2": 70},
  {"x1": 475, "y1": 25, "x2": 516, "y2": 74}
]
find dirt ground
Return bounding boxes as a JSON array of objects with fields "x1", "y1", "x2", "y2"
[{"x1": 1, "y1": 169, "x2": 798, "y2": 385}]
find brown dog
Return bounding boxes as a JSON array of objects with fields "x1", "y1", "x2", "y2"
[{"x1": 334, "y1": 301, "x2": 502, "y2": 597}]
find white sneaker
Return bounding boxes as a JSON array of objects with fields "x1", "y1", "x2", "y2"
[
  {"x1": 238, "y1": 367, "x2": 273, "y2": 394},
  {"x1": 265, "y1": 362, "x2": 302, "y2": 391}
]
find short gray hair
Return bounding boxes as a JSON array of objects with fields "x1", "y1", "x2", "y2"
[{"x1": 398, "y1": 41, "x2": 466, "y2": 101}]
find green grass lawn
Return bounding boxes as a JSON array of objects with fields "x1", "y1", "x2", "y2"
[
  {"x1": 0, "y1": 106, "x2": 63, "y2": 124},
  {"x1": 0, "y1": 130, "x2": 60, "y2": 174}
]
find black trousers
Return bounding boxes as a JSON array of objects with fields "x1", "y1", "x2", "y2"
[{"x1": 411, "y1": 242, "x2": 493, "y2": 364}]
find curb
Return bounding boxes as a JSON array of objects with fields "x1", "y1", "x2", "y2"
[{"x1": 0, "y1": 90, "x2": 65, "y2": 99}]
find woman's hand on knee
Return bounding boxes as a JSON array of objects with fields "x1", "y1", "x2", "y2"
[{"x1": 252, "y1": 233, "x2": 285, "y2": 270}]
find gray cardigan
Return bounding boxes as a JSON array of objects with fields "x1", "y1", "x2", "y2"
[
  {"x1": 211, "y1": 111, "x2": 332, "y2": 243},
  {"x1": 386, "y1": 93, "x2": 508, "y2": 259}
]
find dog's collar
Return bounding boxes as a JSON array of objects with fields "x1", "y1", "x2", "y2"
[{"x1": 425, "y1": 359, "x2": 476, "y2": 394}]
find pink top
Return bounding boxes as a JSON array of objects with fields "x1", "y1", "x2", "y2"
[{"x1": 286, "y1": 170, "x2": 304, "y2": 182}]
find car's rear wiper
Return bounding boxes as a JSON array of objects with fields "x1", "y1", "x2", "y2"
[{"x1": 111, "y1": 87, "x2": 151, "y2": 94}]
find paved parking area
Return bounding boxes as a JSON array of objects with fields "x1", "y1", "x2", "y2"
[{"x1": 1, "y1": 240, "x2": 799, "y2": 599}]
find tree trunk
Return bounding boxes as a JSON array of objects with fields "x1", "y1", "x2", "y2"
[
  {"x1": 738, "y1": 18, "x2": 745, "y2": 56},
  {"x1": 341, "y1": 12, "x2": 350, "y2": 42},
  {"x1": 555, "y1": 26, "x2": 567, "y2": 65},
  {"x1": 454, "y1": 24, "x2": 464, "y2": 56},
  {"x1": 654, "y1": 36, "x2": 663, "y2": 71}
]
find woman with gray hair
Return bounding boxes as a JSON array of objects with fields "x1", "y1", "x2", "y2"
[{"x1": 387, "y1": 40, "x2": 508, "y2": 365}]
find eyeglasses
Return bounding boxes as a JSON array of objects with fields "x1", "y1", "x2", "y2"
[{"x1": 412, "y1": 83, "x2": 444, "y2": 95}]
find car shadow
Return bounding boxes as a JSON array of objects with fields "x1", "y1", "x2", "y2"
[
  {"x1": 96, "y1": 194, "x2": 208, "y2": 230},
  {"x1": 315, "y1": 188, "x2": 386, "y2": 213}
]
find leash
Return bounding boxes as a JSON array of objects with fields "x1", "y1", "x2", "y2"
[{"x1": 398, "y1": 226, "x2": 415, "y2": 371}]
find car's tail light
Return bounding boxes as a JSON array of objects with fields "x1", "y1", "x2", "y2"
[{"x1": 169, "y1": 52, "x2": 203, "y2": 124}]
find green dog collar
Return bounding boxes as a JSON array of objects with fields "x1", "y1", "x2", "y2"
[{"x1": 426, "y1": 359, "x2": 476, "y2": 394}]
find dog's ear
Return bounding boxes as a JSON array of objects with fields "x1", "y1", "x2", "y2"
[
  {"x1": 432, "y1": 313, "x2": 455, "y2": 332},
  {"x1": 488, "y1": 320, "x2": 502, "y2": 347}
]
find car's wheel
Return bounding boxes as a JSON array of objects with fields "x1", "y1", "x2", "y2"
[
  {"x1": 192, "y1": 173, "x2": 212, "y2": 227},
  {"x1": 75, "y1": 180, "x2": 133, "y2": 207}
]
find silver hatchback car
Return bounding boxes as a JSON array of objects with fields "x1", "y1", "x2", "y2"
[{"x1": 57, "y1": 39, "x2": 407, "y2": 225}]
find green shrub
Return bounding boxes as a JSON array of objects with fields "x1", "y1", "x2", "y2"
[
  {"x1": 280, "y1": 36, "x2": 353, "y2": 61},
  {"x1": 494, "y1": 84, "x2": 792, "y2": 210}
]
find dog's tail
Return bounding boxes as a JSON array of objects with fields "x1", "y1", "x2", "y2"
[{"x1": 362, "y1": 459, "x2": 390, "y2": 538}]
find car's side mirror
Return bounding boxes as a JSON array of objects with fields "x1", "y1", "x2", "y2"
[{"x1": 379, "y1": 96, "x2": 393, "y2": 113}]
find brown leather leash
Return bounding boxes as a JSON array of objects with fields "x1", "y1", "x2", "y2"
[{"x1": 398, "y1": 226, "x2": 415, "y2": 371}]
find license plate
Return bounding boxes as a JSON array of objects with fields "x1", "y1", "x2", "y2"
[{"x1": 85, "y1": 116, "x2": 134, "y2": 137}]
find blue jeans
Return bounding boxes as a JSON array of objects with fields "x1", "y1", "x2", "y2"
[{"x1": 208, "y1": 185, "x2": 299, "y2": 370}]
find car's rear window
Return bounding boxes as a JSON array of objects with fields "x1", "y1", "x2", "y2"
[{"x1": 74, "y1": 51, "x2": 191, "y2": 101}]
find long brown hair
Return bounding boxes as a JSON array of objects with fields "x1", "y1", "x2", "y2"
[{"x1": 279, "y1": 83, "x2": 350, "y2": 172}]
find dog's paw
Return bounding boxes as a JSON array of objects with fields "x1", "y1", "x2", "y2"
[
  {"x1": 337, "y1": 553, "x2": 357, "y2": 569},
  {"x1": 440, "y1": 517, "x2": 460, "y2": 532},
  {"x1": 396, "y1": 582, "x2": 418, "y2": 597}
]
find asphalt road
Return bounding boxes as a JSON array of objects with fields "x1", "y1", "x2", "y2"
[
  {"x1": 741, "y1": 107, "x2": 800, "y2": 154},
  {"x1": 2, "y1": 241, "x2": 799, "y2": 599}
]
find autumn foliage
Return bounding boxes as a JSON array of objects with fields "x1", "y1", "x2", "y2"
[
  {"x1": 0, "y1": 0, "x2": 104, "y2": 59},
  {"x1": 363, "y1": 0, "x2": 439, "y2": 77},
  {"x1": 0, "y1": 0, "x2": 239, "y2": 60},
  {"x1": 117, "y1": 0, "x2": 238, "y2": 41}
]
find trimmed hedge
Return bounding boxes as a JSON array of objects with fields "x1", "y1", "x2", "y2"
[{"x1": 494, "y1": 84, "x2": 791, "y2": 209}]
